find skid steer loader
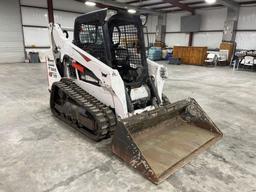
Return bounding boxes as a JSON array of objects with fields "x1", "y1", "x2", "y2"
[{"x1": 47, "y1": 9, "x2": 222, "y2": 184}]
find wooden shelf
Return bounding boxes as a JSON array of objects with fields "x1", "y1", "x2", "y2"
[{"x1": 173, "y1": 46, "x2": 208, "y2": 66}]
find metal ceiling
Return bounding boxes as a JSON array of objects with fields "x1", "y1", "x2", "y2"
[
  {"x1": 125, "y1": 0, "x2": 256, "y2": 13},
  {"x1": 76, "y1": 0, "x2": 256, "y2": 14}
]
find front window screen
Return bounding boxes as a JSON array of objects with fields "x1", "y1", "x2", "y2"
[
  {"x1": 112, "y1": 24, "x2": 142, "y2": 68},
  {"x1": 78, "y1": 24, "x2": 105, "y2": 63},
  {"x1": 79, "y1": 24, "x2": 103, "y2": 44}
]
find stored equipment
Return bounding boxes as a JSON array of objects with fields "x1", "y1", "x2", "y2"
[
  {"x1": 148, "y1": 47, "x2": 162, "y2": 61},
  {"x1": 47, "y1": 9, "x2": 222, "y2": 184}
]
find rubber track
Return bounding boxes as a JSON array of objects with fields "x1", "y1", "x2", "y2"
[{"x1": 51, "y1": 78, "x2": 116, "y2": 141}]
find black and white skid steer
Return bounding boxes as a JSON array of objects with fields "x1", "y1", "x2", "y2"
[{"x1": 47, "y1": 9, "x2": 222, "y2": 184}]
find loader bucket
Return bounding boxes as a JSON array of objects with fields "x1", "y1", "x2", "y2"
[{"x1": 112, "y1": 98, "x2": 222, "y2": 184}]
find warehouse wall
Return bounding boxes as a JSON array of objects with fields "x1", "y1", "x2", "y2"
[
  {"x1": 0, "y1": 0, "x2": 25, "y2": 63},
  {"x1": 193, "y1": 8, "x2": 226, "y2": 49},
  {"x1": 1, "y1": 0, "x2": 255, "y2": 64},
  {"x1": 20, "y1": 0, "x2": 98, "y2": 14},
  {"x1": 164, "y1": 8, "x2": 226, "y2": 49},
  {"x1": 165, "y1": 11, "x2": 190, "y2": 47},
  {"x1": 20, "y1": 0, "x2": 98, "y2": 61},
  {"x1": 21, "y1": 0, "x2": 49, "y2": 61},
  {"x1": 236, "y1": 6, "x2": 256, "y2": 50},
  {"x1": 164, "y1": 11, "x2": 191, "y2": 47},
  {"x1": 145, "y1": 15, "x2": 158, "y2": 45},
  {"x1": 164, "y1": 6, "x2": 256, "y2": 50}
]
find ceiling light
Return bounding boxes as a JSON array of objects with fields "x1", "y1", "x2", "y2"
[
  {"x1": 205, "y1": 0, "x2": 216, "y2": 4},
  {"x1": 85, "y1": 1, "x2": 96, "y2": 6},
  {"x1": 128, "y1": 9, "x2": 136, "y2": 14}
]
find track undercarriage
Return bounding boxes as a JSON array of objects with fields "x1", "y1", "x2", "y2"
[{"x1": 50, "y1": 78, "x2": 116, "y2": 141}]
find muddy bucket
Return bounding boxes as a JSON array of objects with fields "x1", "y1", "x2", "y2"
[{"x1": 112, "y1": 98, "x2": 222, "y2": 184}]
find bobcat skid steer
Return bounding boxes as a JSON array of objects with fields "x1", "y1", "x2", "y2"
[{"x1": 47, "y1": 9, "x2": 222, "y2": 184}]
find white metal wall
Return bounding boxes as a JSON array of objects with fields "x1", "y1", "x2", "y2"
[
  {"x1": 164, "y1": 6, "x2": 256, "y2": 50},
  {"x1": 145, "y1": 15, "x2": 158, "y2": 45},
  {"x1": 20, "y1": 0, "x2": 47, "y2": 8},
  {"x1": 196, "y1": 8, "x2": 227, "y2": 31},
  {"x1": 146, "y1": 15, "x2": 158, "y2": 33},
  {"x1": 21, "y1": 6, "x2": 50, "y2": 61},
  {"x1": 17, "y1": 0, "x2": 256, "y2": 60},
  {"x1": 165, "y1": 8, "x2": 227, "y2": 49},
  {"x1": 193, "y1": 8, "x2": 226, "y2": 49},
  {"x1": 0, "y1": 0, "x2": 25, "y2": 63},
  {"x1": 53, "y1": 0, "x2": 98, "y2": 13},
  {"x1": 236, "y1": 6, "x2": 256, "y2": 50},
  {"x1": 165, "y1": 33, "x2": 189, "y2": 47},
  {"x1": 193, "y1": 32, "x2": 223, "y2": 49},
  {"x1": 20, "y1": 0, "x2": 98, "y2": 61},
  {"x1": 20, "y1": 0, "x2": 98, "y2": 12},
  {"x1": 165, "y1": 11, "x2": 190, "y2": 47}
]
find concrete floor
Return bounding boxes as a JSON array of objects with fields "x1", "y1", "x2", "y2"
[{"x1": 0, "y1": 62, "x2": 255, "y2": 192}]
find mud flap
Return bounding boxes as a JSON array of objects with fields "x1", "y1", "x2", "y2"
[{"x1": 112, "y1": 98, "x2": 223, "y2": 184}]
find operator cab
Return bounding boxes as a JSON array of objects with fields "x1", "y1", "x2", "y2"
[{"x1": 73, "y1": 9, "x2": 148, "y2": 88}]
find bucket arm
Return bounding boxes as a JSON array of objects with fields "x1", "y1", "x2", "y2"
[{"x1": 47, "y1": 23, "x2": 129, "y2": 118}]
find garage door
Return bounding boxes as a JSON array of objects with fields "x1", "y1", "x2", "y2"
[{"x1": 0, "y1": 0, "x2": 25, "y2": 63}]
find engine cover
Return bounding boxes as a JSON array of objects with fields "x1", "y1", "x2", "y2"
[{"x1": 130, "y1": 85, "x2": 150, "y2": 101}]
